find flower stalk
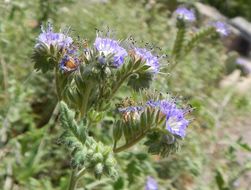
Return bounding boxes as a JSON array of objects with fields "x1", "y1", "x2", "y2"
[
  {"x1": 55, "y1": 67, "x2": 62, "y2": 101},
  {"x1": 110, "y1": 72, "x2": 132, "y2": 98},
  {"x1": 80, "y1": 82, "x2": 93, "y2": 119},
  {"x1": 171, "y1": 20, "x2": 186, "y2": 61},
  {"x1": 67, "y1": 168, "x2": 86, "y2": 190},
  {"x1": 68, "y1": 170, "x2": 77, "y2": 190},
  {"x1": 113, "y1": 131, "x2": 147, "y2": 153},
  {"x1": 183, "y1": 26, "x2": 215, "y2": 56}
]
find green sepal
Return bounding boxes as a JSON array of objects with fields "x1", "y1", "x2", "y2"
[
  {"x1": 144, "y1": 132, "x2": 180, "y2": 157},
  {"x1": 113, "y1": 121, "x2": 123, "y2": 142},
  {"x1": 126, "y1": 59, "x2": 152, "y2": 90},
  {"x1": 32, "y1": 43, "x2": 61, "y2": 73},
  {"x1": 127, "y1": 71, "x2": 152, "y2": 90}
]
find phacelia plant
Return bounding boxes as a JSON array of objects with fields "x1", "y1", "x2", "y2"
[{"x1": 31, "y1": 9, "x2": 227, "y2": 188}]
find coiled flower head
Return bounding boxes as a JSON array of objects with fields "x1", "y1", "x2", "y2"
[
  {"x1": 118, "y1": 106, "x2": 144, "y2": 113},
  {"x1": 174, "y1": 7, "x2": 196, "y2": 22},
  {"x1": 133, "y1": 48, "x2": 160, "y2": 74},
  {"x1": 146, "y1": 99, "x2": 160, "y2": 107},
  {"x1": 118, "y1": 105, "x2": 144, "y2": 122},
  {"x1": 211, "y1": 21, "x2": 230, "y2": 36},
  {"x1": 145, "y1": 176, "x2": 158, "y2": 190},
  {"x1": 94, "y1": 37, "x2": 128, "y2": 67},
  {"x1": 36, "y1": 23, "x2": 73, "y2": 49}
]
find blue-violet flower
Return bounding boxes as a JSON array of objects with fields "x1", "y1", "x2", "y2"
[
  {"x1": 134, "y1": 48, "x2": 160, "y2": 74},
  {"x1": 175, "y1": 7, "x2": 196, "y2": 22},
  {"x1": 211, "y1": 21, "x2": 230, "y2": 36},
  {"x1": 236, "y1": 57, "x2": 251, "y2": 73},
  {"x1": 147, "y1": 99, "x2": 189, "y2": 138},
  {"x1": 36, "y1": 23, "x2": 73, "y2": 49},
  {"x1": 145, "y1": 176, "x2": 158, "y2": 190},
  {"x1": 94, "y1": 37, "x2": 128, "y2": 67}
]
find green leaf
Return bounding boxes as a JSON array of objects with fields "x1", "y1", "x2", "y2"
[
  {"x1": 113, "y1": 177, "x2": 124, "y2": 190},
  {"x1": 215, "y1": 169, "x2": 229, "y2": 190},
  {"x1": 237, "y1": 138, "x2": 251, "y2": 152}
]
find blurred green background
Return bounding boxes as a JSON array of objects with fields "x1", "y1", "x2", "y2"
[{"x1": 0, "y1": 0, "x2": 251, "y2": 189}]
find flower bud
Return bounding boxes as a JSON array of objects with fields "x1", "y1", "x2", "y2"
[
  {"x1": 92, "y1": 153, "x2": 103, "y2": 163},
  {"x1": 94, "y1": 163, "x2": 104, "y2": 179}
]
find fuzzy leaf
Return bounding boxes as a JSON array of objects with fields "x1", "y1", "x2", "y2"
[{"x1": 59, "y1": 101, "x2": 118, "y2": 179}]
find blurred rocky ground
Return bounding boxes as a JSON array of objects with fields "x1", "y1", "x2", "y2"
[
  {"x1": 196, "y1": 2, "x2": 251, "y2": 94},
  {"x1": 195, "y1": 3, "x2": 251, "y2": 189}
]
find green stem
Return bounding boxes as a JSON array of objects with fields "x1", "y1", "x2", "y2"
[
  {"x1": 55, "y1": 68, "x2": 61, "y2": 101},
  {"x1": 80, "y1": 82, "x2": 93, "y2": 118},
  {"x1": 170, "y1": 26, "x2": 216, "y2": 71},
  {"x1": 113, "y1": 141, "x2": 117, "y2": 150},
  {"x1": 85, "y1": 178, "x2": 111, "y2": 189},
  {"x1": 113, "y1": 131, "x2": 147, "y2": 153},
  {"x1": 76, "y1": 167, "x2": 86, "y2": 179},
  {"x1": 171, "y1": 20, "x2": 186, "y2": 61},
  {"x1": 183, "y1": 26, "x2": 215, "y2": 56},
  {"x1": 67, "y1": 170, "x2": 77, "y2": 190},
  {"x1": 67, "y1": 168, "x2": 86, "y2": 190},
  {"x1": 110, "y1": 72, "x2": 132, "y2": 98}
]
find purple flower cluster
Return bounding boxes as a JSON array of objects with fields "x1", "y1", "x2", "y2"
[
  {"x1": 146, "y1": 99, "x2": 189, "y2": 138},
  {"x1": 145, "y1": 176, "x2": 158, "y2": 190},
  {"x1": 119, "y1": 98, "x2": 189, "y2": 137},
  {"x1": 36, "y1": 23, "x2": 73, "y2": 49},
  {"x1": 94, "y1": 37, "x2": 128, "y2": 67},
  {"x1": 211, "y1": 21, "x2": 230, "y2": 36},
  {"x1": 175, "y1": 7, "x2": 196, "y2": 22},
  {"x1": 134, "y1": 48, "x2": 160, "y2": 74}
]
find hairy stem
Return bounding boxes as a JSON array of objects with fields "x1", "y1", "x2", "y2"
[
  {"x1": 183, "y1": 26, "x2": 215, "y2": 56},
  {"x1": 76, "y1": 167, "x2": 86, "y2": 178},
  {"x1": 113, "y1": 131, "x2": 147, "y2": 153},
  {"x1": 85, "y1": 178, "x2": 111, "y2": 189},
  {"x1": 55, "y1": 68, "x2": 61, "y2": 101},
  {"x1": 80, "y1": 82, "x2": 93, "y2": 118},
  {"x1": 67, "y1": 170, "x2": 77, "y2": 190},
  {"x1": 171, "y1": 20, "x2": 186, "y2": 61},
  {"x1": 67, "y1": 168, "x2": 86, "y2": 190},
  {"x1": 110, "y1": 72, "x2": 132, "y2": 98},
  {"x1": 0, "y1": 57, "x2": 8, "y2": 97}
]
